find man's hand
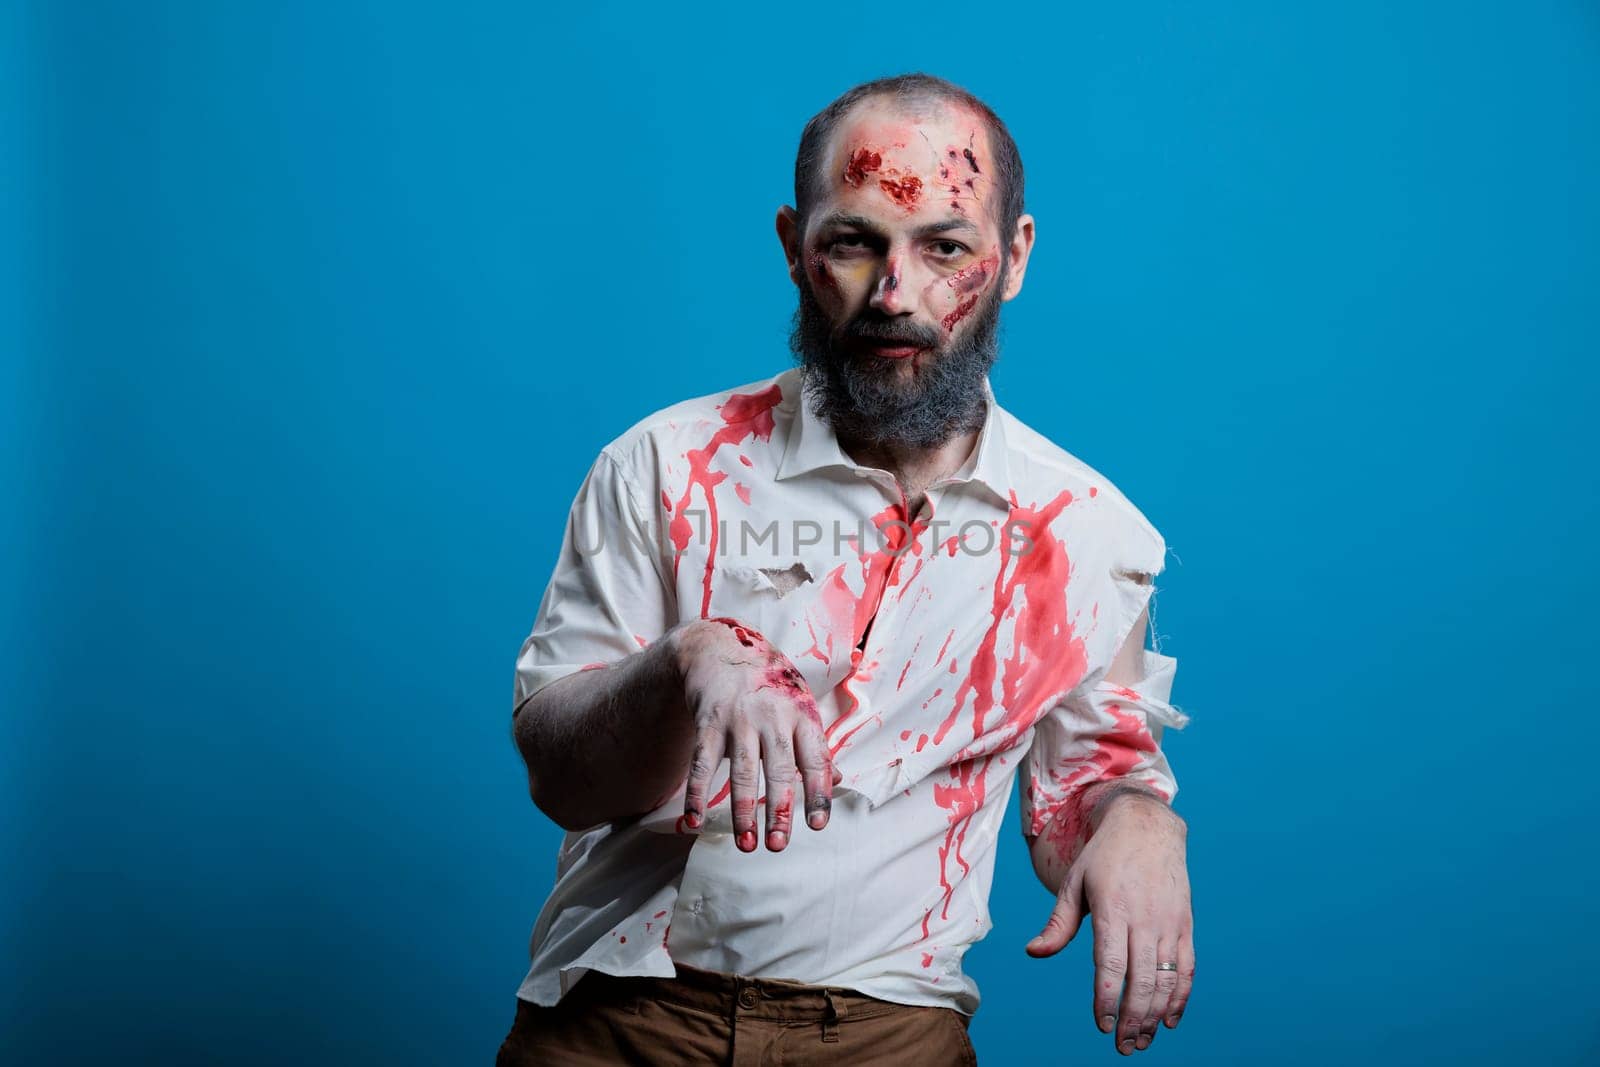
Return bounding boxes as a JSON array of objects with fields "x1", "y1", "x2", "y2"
[
  {"x1": 671, "y1": 615, "x2": 836, "y2": 853},
  {"x1": 1026, "y1": 792, "x2": 1194, "y2": 1056}
]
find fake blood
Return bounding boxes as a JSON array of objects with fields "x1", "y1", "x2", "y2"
[
  {"x1": 942, "y1": 295, "x2": 980, "y2": 332},
  {"x1": 844, "y1": 147, "x2": 882, "y2": 186},
  {"x1": 821, "y1": 501, "x2": 929, "y2": 756},
  {"x1": 706, "y1": 616, "x2": 818, "y2": 713},
  {"x1": 950, "y1": 254, "x2": 998, "y2": 296},
  {"x1": 669, "y1": 385, "x2": 783, "y2": 618},
  {"x1": 679, "y1": 618, "x2": 820, "y2": 831},
  {"x1": 923, "y1": 753, "x2": 994, "y2": 938},
  {"x1": 707, "y1": 615, "x2": 762, "y2": 647},
  {"x1": 877, "y1": 175, "x2": 923, "y2": 208},
  {"x1": 940, "y1": 254, "x2": 1000, "y2": 332},
  {"x1": 934, "y1": 488, "x2": 1086, "y2": 747},
  {"x1": 919, "y1": 488, "x2": 1090, "y2": 941},
  {"x1": 1028, "y1": 704, "x2": 1165, "y2": 861}
]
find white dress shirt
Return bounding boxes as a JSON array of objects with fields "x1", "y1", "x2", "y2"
[{"x1": 512, "y1": 365, "x2": 1189, "y2": 1016}]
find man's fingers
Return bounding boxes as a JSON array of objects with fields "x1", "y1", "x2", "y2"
[
  {"x1": 682, "y1": 724, "x2": 725, "y2": 829},
  {"x1": 759, "y1": 728, "x2": 798, "y2": 851},
  {"x1": 728, "y1": 727, "x2": 761, "y2": 852},
  {"x1": 792, "y1": 718, "x2": 834, "y2": 831},
  {"x1": 1026, "y1": 869, "x2": 1083, "y2": 957},
  {"x1": 1091, "y1": 913, "x2": 1128, "y2": 1037},
  {"x1": 1140, "y1": 934, "x2": 1180, "y2": 1050},
  {"x1": 1117, "y1": 929, "x2": 1157, "y2": 1056},
  {"x1": 1164, "y1": 930, "x2": 1196, "y2": 1028}
]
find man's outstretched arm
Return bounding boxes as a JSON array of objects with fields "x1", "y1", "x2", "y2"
[
  {"x1": 1021, "y1": 604, "x2": 1195, "y2": 1057},
  {"x1": 513, "y1": 617, "x2": 839, "y2": 843},
  {"x1": 512, "y1": 629, "x2": 692, "y2": 832},
  {"x1": 513, "y1": 449, "x2": 837, "y2": 845}
]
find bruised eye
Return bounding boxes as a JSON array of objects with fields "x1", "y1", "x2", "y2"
[
  {"x1": 929, "y1": 240, "x2": 969, "y2": 259},
  {"x1": 828, "y1": 234, "x2": 870, "y2": 253}
]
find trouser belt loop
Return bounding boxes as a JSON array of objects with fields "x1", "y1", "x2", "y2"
[{"x1": 821, "y1": 990, "x2": 847, "y2": 1043}]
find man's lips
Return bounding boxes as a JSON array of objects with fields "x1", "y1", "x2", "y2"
[{"x1": 856, "y1": 340, "x2": 931, "y2": 359}]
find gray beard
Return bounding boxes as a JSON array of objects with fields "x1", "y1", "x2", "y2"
[{"x1": 787, "y1": 266, "x2": 1006, "y2": 450}]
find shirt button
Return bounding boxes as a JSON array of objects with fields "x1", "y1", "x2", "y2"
[{"x1": 737, "y1": 987, "x2": 759, "y2": 1009}]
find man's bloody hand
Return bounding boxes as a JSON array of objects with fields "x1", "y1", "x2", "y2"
[
  {"x1": 1024, "y1": 794, "x2": 1194, "y2": 1056},
  {"x1": 670, "y1": 615, "x2": 836, "y2": 852}
]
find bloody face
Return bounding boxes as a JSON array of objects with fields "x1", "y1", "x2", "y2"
[{"x1": 789, "y1": 100, "x2": 1011, "y2": 449}]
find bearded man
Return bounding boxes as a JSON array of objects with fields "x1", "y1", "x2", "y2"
[{"x1": 498, "y1": 73, "x2": 1196, "y2": 1065}]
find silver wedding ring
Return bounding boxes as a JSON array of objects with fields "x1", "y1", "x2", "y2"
[{"x1": 1156, "y1": 961, "x2": 1178, "y2": 971}]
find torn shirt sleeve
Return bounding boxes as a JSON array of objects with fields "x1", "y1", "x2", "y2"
[
  {"x1": 513, "y1": 447, "x2": 677, "y2": 710},
  {"x1": 1018, "y1": 519, "x2": 1189, "y2": 840}
]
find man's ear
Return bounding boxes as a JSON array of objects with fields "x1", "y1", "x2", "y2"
[
  {"x1": 776, "y1": 206, "x2": 804, "y2": 287},
  {"x1": 1001, "y1": 213, "x2": 1036, "y2": 302}
]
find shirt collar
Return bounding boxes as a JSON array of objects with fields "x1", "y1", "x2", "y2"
[{"x1": 774, "y1": 366, "x2": 1014, "y2": 509}]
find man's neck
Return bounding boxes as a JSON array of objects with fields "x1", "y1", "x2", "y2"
[{"x1": 836, "y1": 423, "x2": 983, "y2": 514}]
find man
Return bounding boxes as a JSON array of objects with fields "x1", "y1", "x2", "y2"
[{"x1": 499, "y1": 73, "x2": 1195, "y2": 1065}]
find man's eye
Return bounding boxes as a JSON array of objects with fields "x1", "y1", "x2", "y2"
[
  {"x1": 830, "y1": 234, "x2": 868, "y2": 251},
  {"x1": 930, "y1": 240, "x2": 968, "y2": 258}
]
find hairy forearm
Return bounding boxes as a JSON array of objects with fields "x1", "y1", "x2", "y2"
[
  {"x1": 512, "y1": 628, "x2": 695, "y2": 832},
  {"x1": 1027, "y1": 779, "x2": 1181, "y2": 892}
]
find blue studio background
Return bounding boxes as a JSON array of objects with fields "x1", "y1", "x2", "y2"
[{"x1": 6, "y1": 2, "x2": 1598, "y2": 1064}]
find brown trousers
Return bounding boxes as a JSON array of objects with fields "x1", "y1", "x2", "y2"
[{"x1": 495, "y1": 963, "x2": 978, "y2": 1066}]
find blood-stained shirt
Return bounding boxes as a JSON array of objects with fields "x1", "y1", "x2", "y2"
[{"x1": 511, "y1": 365, "x2": 1190, "y2": 1017}]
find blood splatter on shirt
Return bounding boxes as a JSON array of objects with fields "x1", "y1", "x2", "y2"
[{"x1": 512, "y1": 366, "x2": 1188, "y2": 1017}]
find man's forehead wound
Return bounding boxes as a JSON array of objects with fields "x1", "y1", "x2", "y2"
[{"x1": 821, "y1": 108, "x2": 993, "y2": 221}]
